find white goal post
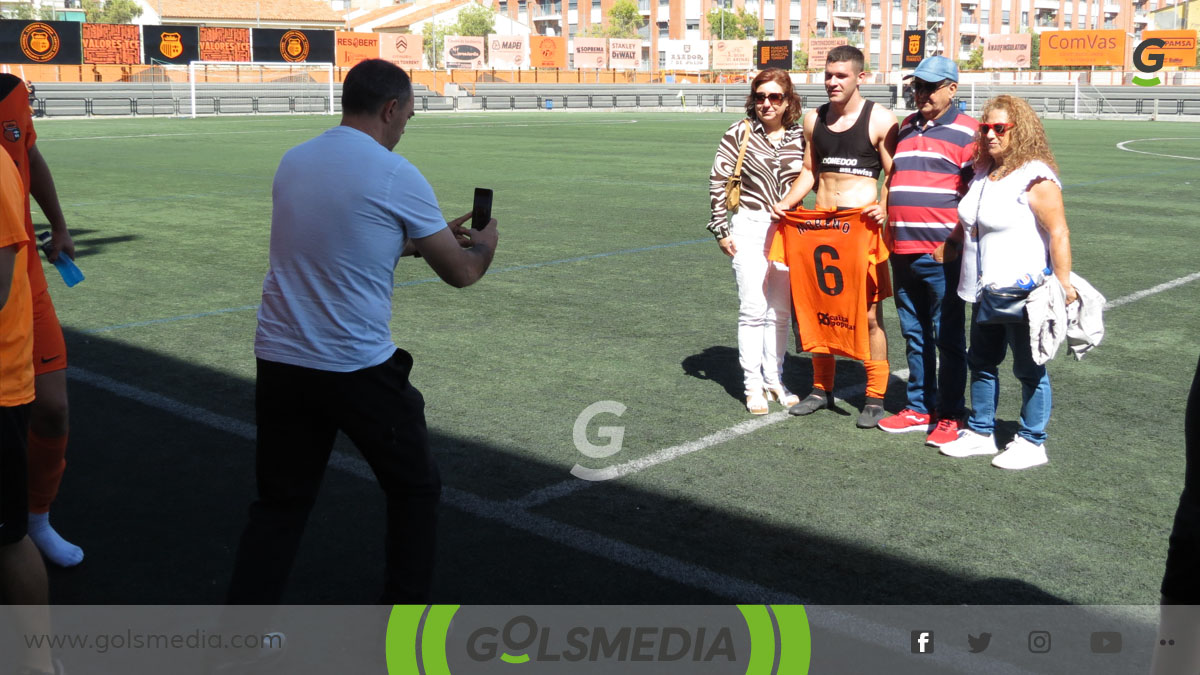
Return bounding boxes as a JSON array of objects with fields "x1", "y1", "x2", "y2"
[{"x1": 183, "y1": 61, "x2": 335, "y2": 118}]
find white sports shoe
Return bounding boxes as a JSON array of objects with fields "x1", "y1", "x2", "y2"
[
  {"x1": 939, "y1": 429, "x2": 998, "y2": 458},
  {"x1": 992, "y1": 436, "x2": 1048, "y2": 470}
]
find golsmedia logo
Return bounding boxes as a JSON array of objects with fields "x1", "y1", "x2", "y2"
[
  {"x1": 386, "y1": 605, "x2": 811, "y2": 674},
  {"x1": 1133, "y1": 38, "x2": 1166, "y2": 86}
]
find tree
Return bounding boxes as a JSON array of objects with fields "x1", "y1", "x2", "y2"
[
  {"x1": 957, "y1": 46, "x2": 982, "y2": 71},
  {"x1": 1028, "y1": 28, "x2": 1040, "y2": 69},
  {"x1": 3, "y1": 2, "x2": 54, "y2": 20},
  {"x1": 793, "y1": 49, "x2": 808, "y2": 71},
  {"x1": 82, "y1": 0, "x2": 143, "y2": 23},
  {"x1": 422, "y1": 20, "x2": 449, "y2": 69},
  {"x1": 449, "y1": 3, "x2": 495, "y2": 37},
  {"x1": 704, "y1": 6, "x2": 763, "y2": 40},
  {"x1": 585, "y1": 0, "x2": 644, "y2": 38}
]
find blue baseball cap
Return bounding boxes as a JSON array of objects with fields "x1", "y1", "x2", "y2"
[{"x1": 904, "y1": 55, "x2": 958, "y2": 83}]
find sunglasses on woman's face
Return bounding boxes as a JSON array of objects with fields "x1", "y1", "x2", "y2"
[
  {"x1": 754, "y1": 92, "x2": 785, "y2": 104},
  {"x1": 978, "y1": 122, "x2": 1014, "y2": 136}
]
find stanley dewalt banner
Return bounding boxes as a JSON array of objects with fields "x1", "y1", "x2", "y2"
[
  {"x1": 0, "y1": 20, "x2": 83, "y2": 65},
  {"x1": 143, "y1": 25, "x2": 198, "y2": 65},
  {"x1": 82, "y1": 23, "x2": 140, "y2": 65},
  {"x1": 252, "y1": 28, "x2": 335, "y2": 63}
]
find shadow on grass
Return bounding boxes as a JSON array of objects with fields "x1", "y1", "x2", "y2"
[
  {"x1": 32, "y1": 224, "x2": 138, "y2": 260},
  {"x1": 50, "y1": 327, "x2": 1068, "y2": 606}
]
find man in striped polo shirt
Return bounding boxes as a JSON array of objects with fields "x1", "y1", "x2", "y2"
[{"x1": 878, "y1": 56, "x2": 977, "y2": 447}]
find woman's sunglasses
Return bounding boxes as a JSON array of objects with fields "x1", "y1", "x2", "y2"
[
  {"x1": 753, "y1": 92, "x2": 785, "y2": 104},
  {"x1": 978, "y1": 122, "x2": 1014, "y2": 136}
]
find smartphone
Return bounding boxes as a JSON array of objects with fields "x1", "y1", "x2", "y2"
[{"x1": 471, "y1": 188, "x2": 493, "y2": 230}]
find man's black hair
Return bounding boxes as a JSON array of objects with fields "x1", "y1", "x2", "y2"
[
  {"x1": 826, "y1": 45, "x2": 865, "y2": 74},
  {"x1": 341, "y1": 59, "x2": 413, "y2": 115}
]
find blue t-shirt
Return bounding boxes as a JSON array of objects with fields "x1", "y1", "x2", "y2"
[{"x1": 255, "y1": 126, "x2": 447, "y2": 372}]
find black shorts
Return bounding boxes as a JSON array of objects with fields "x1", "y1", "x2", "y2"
[{"x1": 1, "y1": 404, "x2": 31, "y2": 546}]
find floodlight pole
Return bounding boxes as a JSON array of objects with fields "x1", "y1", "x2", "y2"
[{"x1": 720, "y1": 0, "x2": 727, "y2": 112}]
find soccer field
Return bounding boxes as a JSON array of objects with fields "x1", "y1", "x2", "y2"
[{"x1": 28, "y1": 111, "x2": 1200, "y2": 607}]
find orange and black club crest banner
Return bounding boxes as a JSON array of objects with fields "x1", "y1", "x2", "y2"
[
  {"x1": 142, "y1": 24, "x2": 199, "y2": 64},
  {"x1": 0, "y1": 20, "x2": 82, "y2": 64},
  {"x1": 902, "y1": 30, "x2": 926, "y2": 67},
  {"x1": 251, "y1": 28, "x2": 334, "y2": 63}
]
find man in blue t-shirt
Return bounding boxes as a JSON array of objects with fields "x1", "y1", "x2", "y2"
[{"x1": 227, "y1": 59, "x2": 498, "y2": 606}]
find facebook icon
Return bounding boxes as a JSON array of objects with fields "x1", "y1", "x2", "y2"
[{"x1": 911, "y1": 630, "x2": 935, "y2": 654}]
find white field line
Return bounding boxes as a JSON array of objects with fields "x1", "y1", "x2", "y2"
[
  {"x1": 514, "y1": 369, "x2": 909, "y2": 510},
  {"x1": 1104, "y1": 271, "x2": 1200, "y2": 309},
  {"x1": 1115, "y1": 137, "x2": 1200, "y2": 162}
]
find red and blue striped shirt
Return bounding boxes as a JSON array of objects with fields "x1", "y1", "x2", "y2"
[{"x1": 888, "y1": 107, "x2": 978, "y2": 255}]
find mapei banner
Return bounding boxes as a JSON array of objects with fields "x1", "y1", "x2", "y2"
[
  {"x1": 199, "y1": 27, "x2": 251, "y2": 62},
  {"x1": 712, "y1": 39, "x2": 754, "y2": 70},
  {"x1": 573, "y1": 37, "x2": 606, "y2": 69},
  {"x1": 380, "y1": 33, "x2": 423, "y2": 70},
  {"x1": 252, "y1": 28, "x2": 336, "y2": 63},
  {"x1": 445, "y1": 36, "x2": 484, "y2": 70},
  {"x1": 0, "y1": 20, "x2": 83, "y2": 65},
  {"x1": 755, "y1": 40, "x2": 790, "y2": 69},
  {"x1": 607, "y1": 39, "x2": 641, "y2": 69},
  {"x1": 487, "y1": 34, "x2": 527, "y2": 69},
  {"x1": 982, "y1": 33, "x2": 1031, "y2": 68},
  {"x1": 336, "y1": 31, "x2": 380, "y2": 67},
  {"x1": 82, "y1": 22, "x2": 140, "y2": 65},
  {"x1": 530, "y1": 35, "x2": 566, "y2": 69},
  {"x1": 143, "y1": 24, "x2": 198, "y2": 64},
  {"x1": 665, "y1": 39, "x2": 709, "y2": 70},
  {"x1": 1039, "y1": 29, "x2": 1125, "y2": 67}
]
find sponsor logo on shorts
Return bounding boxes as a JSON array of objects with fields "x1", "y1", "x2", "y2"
[{"x1": 2, "y1": 121, "x2": 19, "y2": 143}]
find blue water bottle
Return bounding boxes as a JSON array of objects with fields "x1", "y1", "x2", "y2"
[{"x1": 36, "y1": 232, "x2": 84, "y2": 287}]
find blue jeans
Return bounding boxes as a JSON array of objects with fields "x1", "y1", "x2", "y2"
[
  {"x1": 891, "y1": 253, "x2": 967, "y2": 417},
  {"x1": 965, "y1": 305, "x2": 1053, "y2": 445}
]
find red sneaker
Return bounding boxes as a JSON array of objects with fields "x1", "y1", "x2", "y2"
[
  {"x1": 926, "y1": 417, "x2": 962, "y2": 447},
  {"x1": 877, "y1": 408, "x2": 932, "y2": 434}
]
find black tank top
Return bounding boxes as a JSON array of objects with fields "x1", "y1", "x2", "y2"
[{"x1": 813, "y1": 99, "x2": 882, "y2": 180}]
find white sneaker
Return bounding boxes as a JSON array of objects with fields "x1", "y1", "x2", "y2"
[
  {"x1": 992, "y1": 436, "x2": 1048, "y2": 470},
  {"x1": 939, "y1": 429, "x2": 998, "y2": 458},
  {"x1": 765, "y1": 384, "x2": 800, "y2": 408}
]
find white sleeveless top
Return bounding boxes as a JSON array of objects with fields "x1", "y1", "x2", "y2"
[{"x1": 956, "y1": 160, "x2": 1061, "y2": 301}]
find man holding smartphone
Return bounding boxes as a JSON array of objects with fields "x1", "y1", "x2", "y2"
[{"x1": 227, "y1": 59, "x2": 498, "y2": 605}]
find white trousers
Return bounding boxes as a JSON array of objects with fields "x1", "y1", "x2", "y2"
[{"x1": 729, "y1": 209, "x2": 792, "y2": 396}]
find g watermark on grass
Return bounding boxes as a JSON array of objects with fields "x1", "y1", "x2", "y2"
[{"x1": 570, "y1": 400, "x2": 626, "y2": 481}]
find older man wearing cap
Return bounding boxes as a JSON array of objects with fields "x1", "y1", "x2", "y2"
[{"x1": 877, "y1": 55, "x2": 978, "y2": 447}]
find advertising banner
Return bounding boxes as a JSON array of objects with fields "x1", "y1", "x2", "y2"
[
  {"x1": 444, "y1": 35, "x2": 484, "y2": 70},
  {"x1": 530, "y1": 35, "x2": 566, "y2": 68},
  {"x1": 142, "y1": 24, "x2": 199, "y2": 64},
  {"x1": 488, "y1": 34, "x2": 527, "y2": 69},
  {"x1": 1039, "y1": 29, "x2": 1125, "y2": 67},
  {"x1": 808, "y1": 37, "x2": 848, "y2": 70},
  {"x1": 712, "y1": 39, "x2": 754, "y2": 70},
  {"x1": 251, "y1": 28, "x2": 336, "y2": 63},
  {"x1": 608, "y1": 38, "x2": 641, "y2": 69},
  {"x1": 573, "y1": 37, "x2": 607, "y2": 68},
  {"x1": 335, "y1": 31, "x2": 379, "y2": 67},
  {"x1": 901, "y1": 30, "x2": 925, "y2": 67},
  {"x1": 755, "y1": 39, "x2": 790, "y2": 69},
  {"x1": 380, "y1": 33, "x2": 424, "y2": 70},
  {"x1": 982, "y1": 33, "x2": 1031, "y2": 68},
  {"x1": 665, "y1": 39, "x2": 709, "y2": 70},
  {"x1": 0, "y1": 20, "x2": 83, "y2": 65},
  {"x1": 1141, "y1": 29, "x2": 1198, "y2": 68},
  {"x1": 199, "y1": 27, "x2": 251, "y2": 62},
  {"x1": 82, "y1": 23, "x2": 140, "y2": 65}
]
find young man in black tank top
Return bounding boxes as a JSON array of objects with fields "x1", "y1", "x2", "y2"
[{"x1": 772, "y1": 45, "x2": 899, "y2": 428}]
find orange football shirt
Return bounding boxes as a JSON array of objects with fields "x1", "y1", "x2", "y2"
[{"x1": 0, "y1": 148, "x2": 34, "y2": 406}]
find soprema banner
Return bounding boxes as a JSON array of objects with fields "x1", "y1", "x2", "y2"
[
  {"x1": 608, "y1": 38, "x2": 641, "y2": 70},
  {"x1": 573, "y1": 37, "x2": 607, "y2": 69},
  {"x1": 488, "y1": 34, "x2": 527, "y2": 69},
  {"x1": 445, "y1": 36, "x2": 484, "y2": 70},
  {"x1": 380, "y1": 33, "x2": 424, "y2": 70},
  {"x1": 252, "y1": 28, "x2": 336, "y2": 63},
  {"x1": 199, "y1": 27, "x2": 251, "y2": 62},
  {"x1": 0, "y1": 20, "x2": 83, "y2": 65},
  {"x1": 1038, "y1": 29, "x2": 1125, "y2": 67},
  {"x1": 336, "y1": 31, "x2": 380, "y2": 68},
  {"x1": 982, "y1": 33, "x2": 1031, "y2": 69},
  {"x1": 530, "y1": 35, "x2": 566, "y2": 68},
  {"x1": 82, "y1": 23, "x2": 140, "y2": 65},
  {"x1": 808, "y1": 37, "x2": 848, "y2": 71},
  {"x1": 712, "y1": 39, "x2": 754, "y2": 70},
  {"x1": 665, "y1": 39, "x2": 709, "y2": 70}
]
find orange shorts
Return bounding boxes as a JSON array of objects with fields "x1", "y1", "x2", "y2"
[{"x1": 32, "y1": 285, "x2": 67, "y2": 376}]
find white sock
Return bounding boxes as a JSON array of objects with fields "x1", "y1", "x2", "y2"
[{"x1": 28, "y1": 512, "x2": 84, "y2": 567}]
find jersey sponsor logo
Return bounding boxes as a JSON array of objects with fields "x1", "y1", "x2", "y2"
[
  {"x1": 159, "y1": 32, "x2": 184, "y2": 59},
  {"x1": 2, "y1": 121, "x2": 19, "y2": 143},
  {"x1": 816, "y1": 311, "x2": 855, "y2": 330},
  {"x1": 21, "y1": 23, "x2": 61, "y2": 63},
  {"x1": 281, "y1": 30, "x2": 310, "y2": 62}
]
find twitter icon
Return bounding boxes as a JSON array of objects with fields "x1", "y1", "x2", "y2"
[{"x1": 968, "y1": 633, "x2": 992, "y2": 653}]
